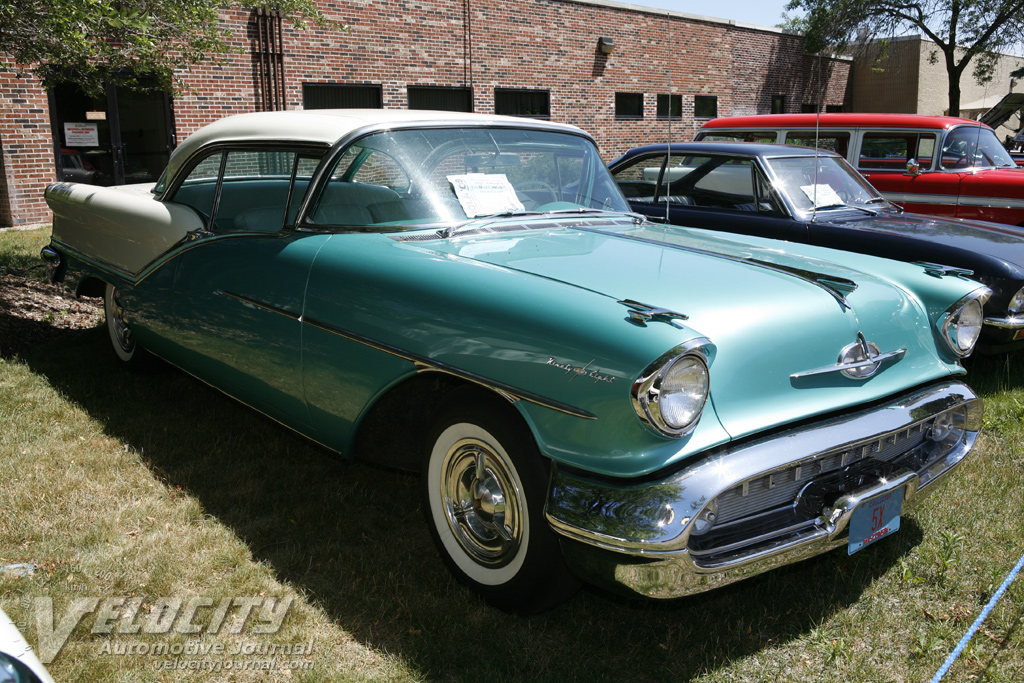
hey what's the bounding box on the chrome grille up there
[714,420,929,527]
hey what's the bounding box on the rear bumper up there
[545,380,981,599]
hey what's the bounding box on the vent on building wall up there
[253,8,286,111]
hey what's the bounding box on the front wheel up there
[422,390,578,613]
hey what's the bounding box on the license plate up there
[848,487,903,555]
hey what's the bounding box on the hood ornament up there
[915,261,974,279]
[791,332,906,381]
[619,299,689,326]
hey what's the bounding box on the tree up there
[784,0,1024,116]
[0,0,346,94]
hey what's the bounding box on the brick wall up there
[0,0,850,226]
[0,72,58,225]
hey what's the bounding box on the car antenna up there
[812,51,822,222]
[665,11,672,223]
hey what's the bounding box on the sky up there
[621,0,799,31]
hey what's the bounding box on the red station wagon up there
[697,113,1024,227]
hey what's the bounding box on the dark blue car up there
[609,141,1024,353]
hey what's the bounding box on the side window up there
[611,154,665,202]
[349,150,409,192]
[169,148,323,232]
[785,132,850,157]
[916,135,937,169]
[286,155,321,224]
[171,152,223,223]
[691,158,758,210]
[310,145,411,227]
[858,133,935,171]
[216,150,300,232]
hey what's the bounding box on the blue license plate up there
[848,487,903,555]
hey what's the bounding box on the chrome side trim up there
[956,194,1024,210]
[220,289,598,419]
[300,315,597,420]
[51,231,283,288]
[220,290,301,321]
[883,192,960,207]
[546,380,981,599]
[885,191,1024,211]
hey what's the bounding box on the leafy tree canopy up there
[783,0,1024,115]
[0,0,347,94]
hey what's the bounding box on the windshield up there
[940,126,1017,169]
[766,155,886,214]
[305,127,631,230]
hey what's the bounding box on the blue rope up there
[929,550,1024,683]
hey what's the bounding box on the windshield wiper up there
[439,210,543,238]
[811,203,878,218]
[542,207,647,222]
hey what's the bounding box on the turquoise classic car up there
[44,110,989,613]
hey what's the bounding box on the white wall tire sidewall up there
[104,284,135,363]
[426,422,530,587]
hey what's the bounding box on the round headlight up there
[659,356,710,428]
[633,343,710,437]
[1009,286,1024,316]
[941,296,984,356]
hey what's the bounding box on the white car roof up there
[164,109,588,188]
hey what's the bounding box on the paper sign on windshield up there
[800,183,844,208]
[448,173,525,217]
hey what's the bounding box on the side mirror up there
[905,158,921,176]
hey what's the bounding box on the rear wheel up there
[103,283,152,370]
[422,389,578,613]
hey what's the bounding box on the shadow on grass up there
[962,352,1024,395]
[19,326,923,682]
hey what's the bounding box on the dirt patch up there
[0,269,102,356]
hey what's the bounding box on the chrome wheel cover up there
[108,287,134,353]
[440,438,524,569]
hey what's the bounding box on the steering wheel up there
[517,181,558,204]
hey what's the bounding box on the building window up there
[408,86,473,112]
[303,84,382,109]
[826,105,844,113]
[657,94,682,119]
[494,89,550,118]
[771,95,786,114]
[801,103,817,113]
[615,92,644,119]
[694,95,717,119]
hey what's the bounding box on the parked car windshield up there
[305,127,631,230]
[940,126,1017,169]
[765,155,887,214]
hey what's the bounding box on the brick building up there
[0,0,851,227]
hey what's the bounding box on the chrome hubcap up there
[109,288,133,352]
[441,439,522,568]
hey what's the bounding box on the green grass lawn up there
[1,226,1022,682]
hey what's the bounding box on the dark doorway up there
[49,79,175,186]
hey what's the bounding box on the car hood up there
[428,217,968,442]
[825,208,1024,278]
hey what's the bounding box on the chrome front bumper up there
[545,380,982,599]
